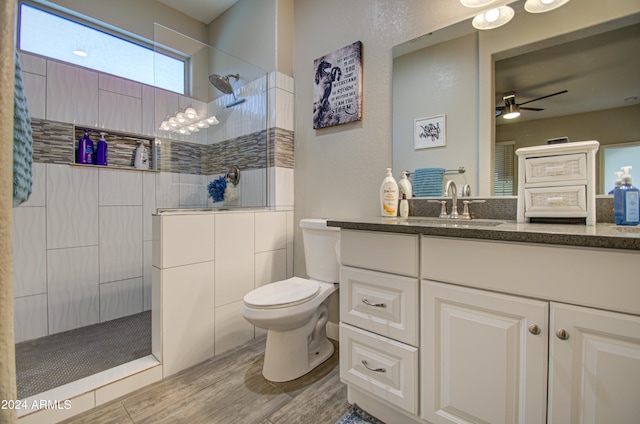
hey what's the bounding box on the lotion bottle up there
[608,171,623,195]
[614,166,639,226]
[134,142,149,170]
[399,193,409,218]
[96,132,108,166]
[380,167,399,216]
[398,171,412,199]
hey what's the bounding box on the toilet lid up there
[244,277,320,308]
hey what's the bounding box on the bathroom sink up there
[404,217,506,228]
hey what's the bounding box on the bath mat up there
[335,404,385,424]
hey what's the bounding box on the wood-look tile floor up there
[61,336,349,424]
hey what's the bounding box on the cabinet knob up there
[362,298,387,308]
[528,324,542,335]
[362,360,386,373]
[556,328,570,340]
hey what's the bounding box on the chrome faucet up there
[444,181,459,219]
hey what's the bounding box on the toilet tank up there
[300,218,340,283]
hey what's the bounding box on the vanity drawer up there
[340,266,419,346]
[525,153,587,186]
[524,185,587,216]
[340,230,419,277]
[340,323,418,415]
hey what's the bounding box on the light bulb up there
[176,112,186,123]
[484,8,500,23]
[197,121,209,128]
[168,117,178,127]
[206,116,220,125]
[185,107,198,120]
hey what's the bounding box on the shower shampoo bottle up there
[134,142,149,170]
[380,168,399,216]
[77,129,94,164]
[96,132,108,166]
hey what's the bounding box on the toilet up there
[241,218,340,382]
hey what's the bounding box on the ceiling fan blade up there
[520,107,544,111]
[518,90,568,106]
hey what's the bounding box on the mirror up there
[393,0,640,197]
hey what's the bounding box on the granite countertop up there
[327,217,640,251]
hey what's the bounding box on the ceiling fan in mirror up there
[496,89,568,119]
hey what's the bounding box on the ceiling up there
[495,20,640,125]
[156,0,239,24]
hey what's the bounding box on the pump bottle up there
[96,132,108,166]
[398,171,412,199]
[614,166,639,226]
[77,129,94,165]
[380,168,399,216]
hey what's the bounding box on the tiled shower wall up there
[13,53,295,342]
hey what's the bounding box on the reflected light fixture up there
[460,0,495,7]
[72,49,87,57]
[472,6,514,30]
[502,103,521,119]
[525,0,571,13]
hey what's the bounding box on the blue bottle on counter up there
[614,166,639,226]
[96,132,108,166]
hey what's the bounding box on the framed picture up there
[313,41,363,129]
[414,114,446,149]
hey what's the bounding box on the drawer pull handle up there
[362,298,387,308]
[362,360,386,373]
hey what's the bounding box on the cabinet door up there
[422,280,548,424]
[548,302,640,424]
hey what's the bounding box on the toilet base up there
[261,298,334,382]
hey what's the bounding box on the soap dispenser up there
[380,168,399,217]
[608,171,623,195]
[96,132,108,166]
[398,171,412,199]
[614,166,639,226]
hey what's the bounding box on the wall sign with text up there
[312,41,362,129]
[414,114,446,149]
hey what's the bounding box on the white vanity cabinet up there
[339,230,420,416]
[421,280,548,424]
[421,235,640,424]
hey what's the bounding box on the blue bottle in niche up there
[77,129,94,164]
[614,166,639,226]
[96,132,108,166]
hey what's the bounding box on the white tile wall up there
[98,206,143,284]
[255,211,287,252]
[214,213,255,307]
[98,90,142,134]
[46,61,99,127]
[254,249,287,288]
[14,294,48,343]
[99,74,142,98]
[47,246,100,334]
[142,172,156,241]
[46,164,99,249]
[21,162,46,207]
[143,241,153,311]
[270,167,294,208]
[20,53,47,75]
[155,214,215,269]
[12,206,47,298]
[161,261,215,377]
[155,172,180,209]
[100,278,143,322]
[99,169,142,206]
[239,168,266,207]
[22,72,46,120]
[179,173,208,207]
[214,300,254,355]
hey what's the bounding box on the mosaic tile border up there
[30,118,295,176]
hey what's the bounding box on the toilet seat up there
[244,277,320,309]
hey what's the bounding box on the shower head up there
[208,73,239,95]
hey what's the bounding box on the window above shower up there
[18,2,187,94]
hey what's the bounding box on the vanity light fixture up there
[525,0,570,14]
[472,6,514,30]
[159,106,219,134]
[460,0,495,7]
